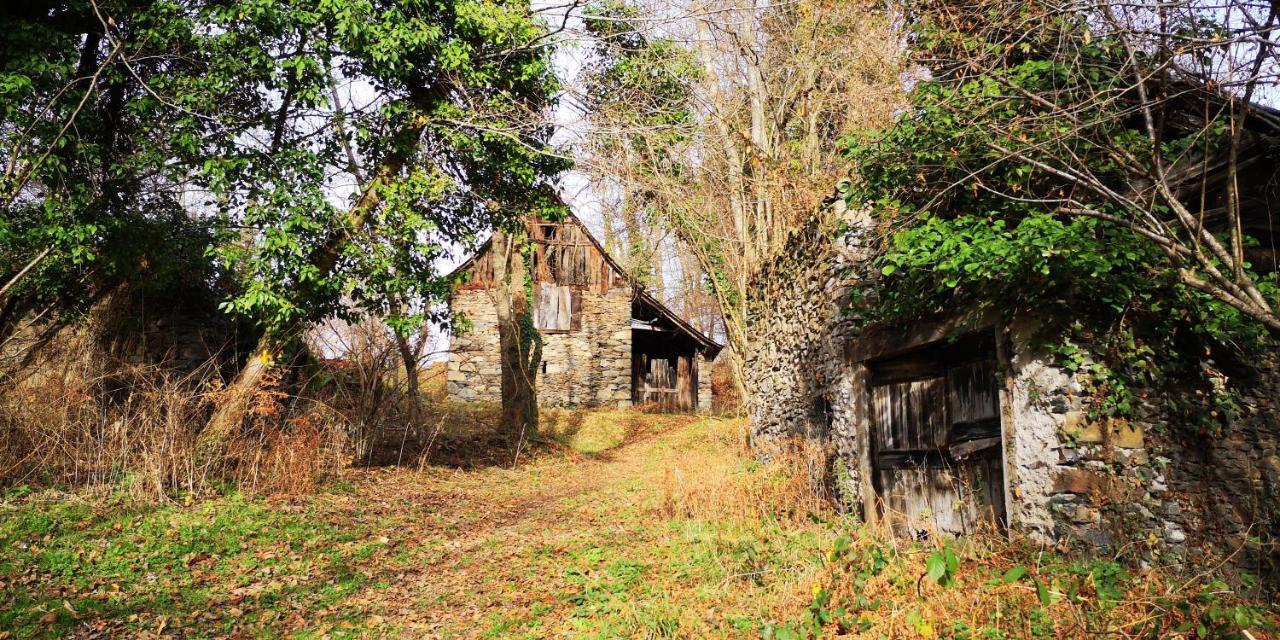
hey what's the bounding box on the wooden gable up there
[457,218,628,294]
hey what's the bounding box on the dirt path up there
[304,416,772,638]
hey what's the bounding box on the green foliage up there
[2,0,568,342]
[842,0,1277,422]
[925,544,960,587]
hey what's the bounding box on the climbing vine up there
[841,1,1278,424]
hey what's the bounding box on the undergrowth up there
[1,415,1274,639]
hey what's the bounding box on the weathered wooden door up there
[868,334,1006,538]
[638,356,677,409]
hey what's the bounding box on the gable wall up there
[447,287,633,409]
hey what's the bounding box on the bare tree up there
[575,0,904,403]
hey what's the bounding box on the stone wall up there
[1000,320,1279,575]
[744,208,863,447]
[698,353,713,413]
[744,207,1279,579]
[447,287,633,409]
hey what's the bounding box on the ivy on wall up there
[840,2,1278,423]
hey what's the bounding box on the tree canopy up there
[1,0,568,344]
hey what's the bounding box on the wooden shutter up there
[535,286,565,332]
[535,284,571,332]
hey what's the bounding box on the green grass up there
[2,414,1275,639]
[0,493,381,638]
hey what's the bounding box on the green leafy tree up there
[0,1,567,453]
[0,0,285,343]
[197,0,568,454]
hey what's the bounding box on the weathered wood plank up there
[947,359,998,425]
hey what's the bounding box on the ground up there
[1,411,1276,639]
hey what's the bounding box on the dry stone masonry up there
[746,206,1279,582]
[447,288,634,409]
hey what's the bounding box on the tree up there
[849,0,1279,337]
[843,0,1280,418]
[490,224,542,440]
[2,1,566,465]
[196,0,568,459]
[576,0,903,406]
[0,0,284,350]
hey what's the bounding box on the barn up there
[445,217,722,413]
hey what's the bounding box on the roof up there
[448,213,724,357]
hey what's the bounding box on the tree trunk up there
[395,331,422,427]
[490,225,541,440]
[197,114,430,465]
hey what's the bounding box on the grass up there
[1,412,1276,639]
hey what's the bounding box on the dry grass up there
[0,331,357,502]
[1,414,1274,638]
[662,432,834,524]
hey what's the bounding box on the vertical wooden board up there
[959,451,1006,528]
[872,378,947,451]
[947,359,998,425]
[534,283,551,329]
[881,464,969,537]
[872,384,894,450]
[555,285,571,330]
[879,465,964,538]
[570,288,582,331]
[676,355,692,411]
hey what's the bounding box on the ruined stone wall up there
[1002,320,1279,576]
[744,208,1278,576]
[744,211,861,445]
[446,288,633,409]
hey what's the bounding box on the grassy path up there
[6,413,1275,639]
[0,416,828,639]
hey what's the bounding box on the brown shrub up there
[0,334,353,502]
[710,355,742,414]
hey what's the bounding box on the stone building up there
[749,102,1280,578]
[447,217,721,412]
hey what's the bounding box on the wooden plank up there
[947,359,998,425]
[676,355,693,411]
[535,284,571,332]
[872,377,947,451]
[570,288,582,331]
[555,284,570,330]
[878,464,968,538]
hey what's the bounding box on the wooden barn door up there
[868,334,1006,538]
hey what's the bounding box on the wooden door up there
[640,357,677,410]
[869,335,1006,538]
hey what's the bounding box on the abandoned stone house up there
[751,95,1280,577]
[446,216,721,413]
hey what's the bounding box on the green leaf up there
[881,264,897,276]
[1002,566,1027,584]
[1035,578,1052,605]
[926,552,946,582]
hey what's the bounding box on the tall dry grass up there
[0,316,373,502]
[662,433,835,523]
